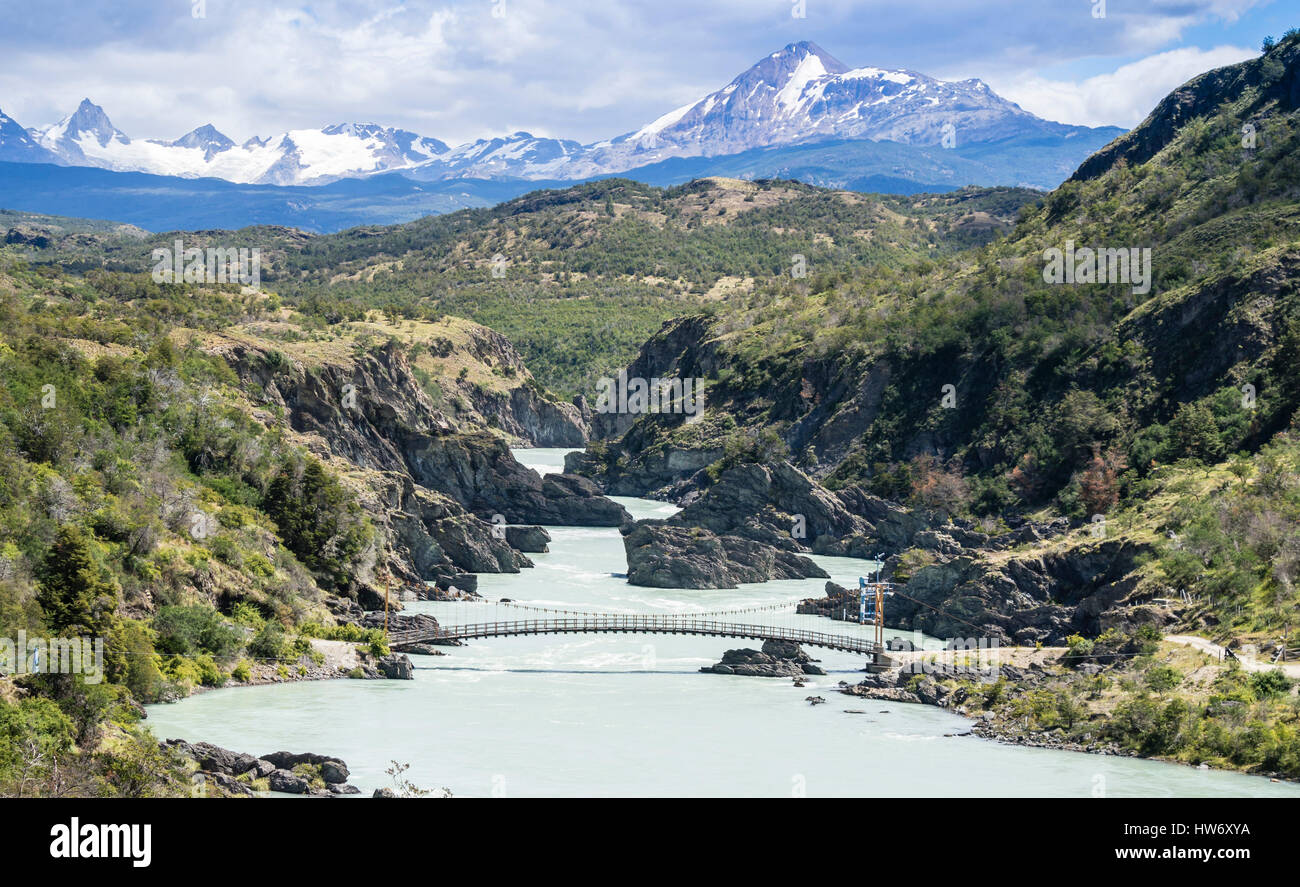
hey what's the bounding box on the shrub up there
[1145,665,1183,694]
[247,621,291,661]
[1250,670,1292,699]
[153,605,242,662]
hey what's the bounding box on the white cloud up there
[0,0,1275,145]
[991,45,1259,128]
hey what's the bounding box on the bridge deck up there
[389,616,879,655]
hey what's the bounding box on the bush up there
[1250,670,1292,699]
[1145,665,1183,694]
[247,621,291,661]
[262,458,369,587]
[153,605,242,662]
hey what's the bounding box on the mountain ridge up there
[2,41,1120,187]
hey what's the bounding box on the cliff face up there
[452,322,588,446]
[206,334,627,598]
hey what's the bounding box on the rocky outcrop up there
[888,538,1145,646]
[825,485,942,551]
[587,316,720,442]
[164,741,361,796]
[346,470,528,594]
[565,443,724,498]
[833,530,1144,646]
[209,338,626,600]
[396,430,629,527]
[469,383,587,447]
[450,323,588,445]
[700,640,827,677]
[504,525,550,552]
[614,460,919,589]
[675,462,864,542]
[622,520,827,588]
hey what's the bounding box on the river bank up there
[140,449,1300,798]
[837,641,1300,784]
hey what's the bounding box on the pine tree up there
[1169,402,1224,463]
[36,525,119,637]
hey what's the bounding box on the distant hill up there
[0,162,555,232]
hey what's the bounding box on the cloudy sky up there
[0,0,1287,145]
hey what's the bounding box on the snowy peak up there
[171,124,235,153]
[63,98,129,146]
[0,106,60,163]
[741,41,851,92]
[36,98,130,160]
[18,102,455,185]
[621,44,1037,161]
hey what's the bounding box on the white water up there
[145,448,1300,797]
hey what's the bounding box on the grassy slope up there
[4,177,1036,400]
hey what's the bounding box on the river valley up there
[143,449,1300,798]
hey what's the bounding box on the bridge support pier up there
[866,648,897,674]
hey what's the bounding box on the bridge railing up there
[388,615,877,654]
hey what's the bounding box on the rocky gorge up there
[206,332,628,613]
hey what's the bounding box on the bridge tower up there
[859,573,897,672]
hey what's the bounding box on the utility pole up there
[860,572,894,655]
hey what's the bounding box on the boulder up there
[700,640,826,677]
[164,740,259,777]
[261,751,349,778]
[320,760,351,785]
[504,525,551,552]
[623,521,827,589]
[376,653,415,680]
[268,769,311,794]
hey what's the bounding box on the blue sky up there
[0,0,1288,145]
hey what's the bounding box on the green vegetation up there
[0,260,376,795]
[9,179,1034,399]
[948,631,1300,777]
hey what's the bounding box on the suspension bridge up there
[386,586,901,659]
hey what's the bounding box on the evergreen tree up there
[35,526,119,638]
[263,458,367,586]
[1169,402,1224,463]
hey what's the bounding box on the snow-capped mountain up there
[626,42,1050,152]
[0,106,58,163]
[24,99,451,185]
[411,131,588,180]
[565,41,1086,179]
[2,43,1117,188]
[414,41,1105,181]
